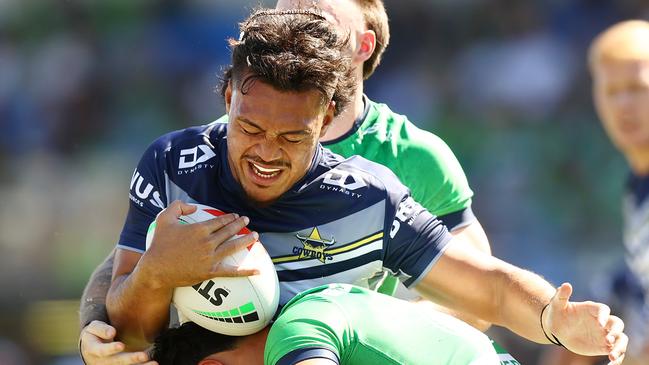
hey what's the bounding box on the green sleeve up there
[396,125,473,217]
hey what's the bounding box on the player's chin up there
[243,183,285,206]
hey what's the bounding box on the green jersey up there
[264,284,516,365]
[323,97,473,221]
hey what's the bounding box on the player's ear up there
[354,29,376,63]
[319,100,336,137]
[224,81,233,114]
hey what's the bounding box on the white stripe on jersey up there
[278,260,383,305]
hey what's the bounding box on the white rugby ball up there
[145,204,279,336]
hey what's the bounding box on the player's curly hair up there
[219,8,355,116]
[150,322,239,365]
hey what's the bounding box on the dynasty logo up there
[294,227,335,263]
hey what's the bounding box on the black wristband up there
[540,302,565,347]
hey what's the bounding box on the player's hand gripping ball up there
[145,204,279,335]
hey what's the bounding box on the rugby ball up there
[145,204,279,336]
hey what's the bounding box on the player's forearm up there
[491,260,556,343]
[106,264,173,350]
[446,255,556,343]
[416,242,555,343]
[79,250,115,329]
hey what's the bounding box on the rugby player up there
[80,1,493,363]
[151,284,518,365]
[543,20,649,365]
[97,8,625,363]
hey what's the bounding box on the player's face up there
[225,79,333,204]
[593,60,649,153]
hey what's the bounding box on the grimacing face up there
[225,79,334,204]
[593,60,649,153]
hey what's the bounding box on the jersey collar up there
[627,171,649,207]
[321,94,371,146]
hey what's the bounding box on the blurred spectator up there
[541,19,649,365]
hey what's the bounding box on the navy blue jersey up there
[588,172,649,356]
[118,122,452,305]
[624,173,649,293]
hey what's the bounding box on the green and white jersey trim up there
[492,340,521,365]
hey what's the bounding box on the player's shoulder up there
[319,148,408,197]
[146,120,226,155]
[131,119,228,183]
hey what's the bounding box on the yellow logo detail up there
[295,227,335,263]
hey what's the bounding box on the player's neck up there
[321,79,364,142]
[626,149,649,176]
[207,328,269,365]
[239,327,269,365]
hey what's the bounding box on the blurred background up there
[0,0,647,364]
